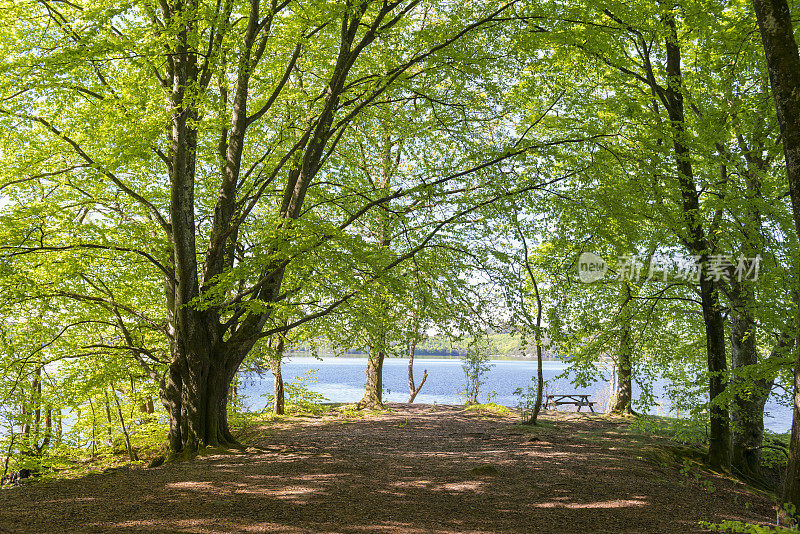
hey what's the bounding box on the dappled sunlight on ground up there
[432,480,486,493]
[535,498,649,509]
[165,480,219,491]
[0,405,779,533]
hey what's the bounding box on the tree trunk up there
[32,368,41,449]
[104,390,114,447]
[20,393,29,436]
[140,397,155,415]
[272,363,285,415]
[730,282,763,478]
[661,16,731,469]
[160,353,242,455]
[729,158,769,479]
[55,409,62,445]
[735,333,794,479]
[38,406,52,453]
[111,383,138,462]
[358,346,385,409]
[88,399,97,456]
[752,0,800,522]
[271,334,285,415]
[156,0,245,455]
[407,338,427,403]
[525,269,545,425]
[1,431,15,485]
[727,131,774,480]
[612,284,634,414]
[700,278,732,470]
[526,338,545,424]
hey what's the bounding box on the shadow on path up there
[0,404,777,533]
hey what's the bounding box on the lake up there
[239,356,793,433]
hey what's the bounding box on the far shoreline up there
[281,350,566,362]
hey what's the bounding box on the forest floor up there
[0,404,782,533]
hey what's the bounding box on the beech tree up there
[527,0,799,472]
[0,0,549,454]
[751,0,800,517]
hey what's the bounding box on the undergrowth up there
[462,402,512,415]
[700,519,800,533]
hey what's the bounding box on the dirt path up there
[0,404,778,533]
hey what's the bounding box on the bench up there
[546,394,595,412]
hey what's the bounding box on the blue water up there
[239,357,792,433]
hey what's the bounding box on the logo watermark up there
[578,252,608,283]
[577,253,761,283]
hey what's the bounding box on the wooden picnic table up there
[546,394,595,412]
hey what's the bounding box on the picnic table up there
[546,394,595,412]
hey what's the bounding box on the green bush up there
[284,370,328,414]
[699,519,799,533]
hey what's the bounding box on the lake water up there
[239,356,793,433]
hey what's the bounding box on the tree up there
[502,203,546,424]
[405,276,431,404]
[535,0,794,470]
[0,0,539,454]
[265,333,287,416]
[461,336,493,405]
[611,282,635,414]
[353,126,402,410]
[751,0,800,519]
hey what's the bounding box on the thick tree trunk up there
[700,278,732,469]
[728,149,771,479]
[752,0,800,521]
[733,333,794,480]
[729,155,772,479]
[160,349,243,455]
[730,283,764,478]
[612,284,634,414]
[358,346,385,409]
[407,338,427,403]
[163,375,235,454]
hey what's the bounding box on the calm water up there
[239,357,793,433]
